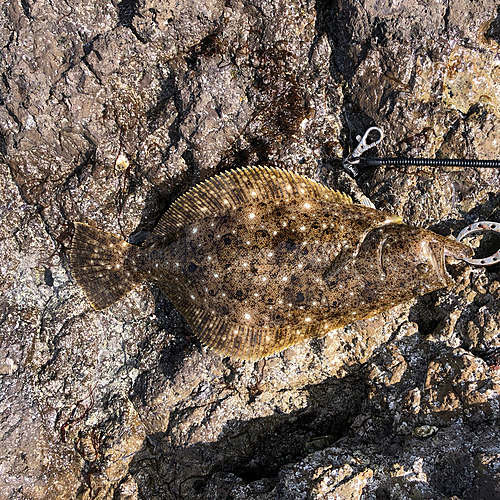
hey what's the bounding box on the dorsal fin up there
[153,166,352,236]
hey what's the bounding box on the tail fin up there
[70,222,140,310]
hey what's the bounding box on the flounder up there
[70,166,472,360]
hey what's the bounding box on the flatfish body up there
[70,166,472,360]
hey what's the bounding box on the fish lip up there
[443,242,474,261]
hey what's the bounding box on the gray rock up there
[1,0,500,499]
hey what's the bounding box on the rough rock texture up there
[1,0,500,499]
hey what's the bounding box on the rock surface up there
[1,0,500,499]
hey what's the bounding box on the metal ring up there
[456,221,500,266]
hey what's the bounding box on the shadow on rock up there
[127,373,367,499]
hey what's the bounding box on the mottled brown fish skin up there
[70,166,473,360]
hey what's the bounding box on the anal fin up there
[169,295,324,360]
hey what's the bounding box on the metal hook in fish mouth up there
[456,221,500,266]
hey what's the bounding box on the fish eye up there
[417,263,430,274]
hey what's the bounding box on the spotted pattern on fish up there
[70,166,472,360]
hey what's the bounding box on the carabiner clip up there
[351,127,384,159]
[456,221,500,266]
[343,127,384,177]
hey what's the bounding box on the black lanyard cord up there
[342,127,500,177]
[361,157,500,168]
